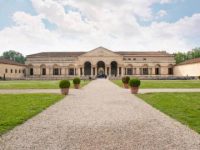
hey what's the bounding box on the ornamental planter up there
[61,88,69,95]
[74,84,80,89]
[131,86,139,94]
[122,76,130,89]
[73,77,81,89]
[59,80,70,95]
[123,83,129,89]
[129,78,141,94]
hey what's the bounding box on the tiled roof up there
[116,51,173,56]
[0,58,26,66]
[27,52,86,58]
[27,51,173,58]
[176,57,200,66]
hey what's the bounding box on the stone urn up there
[74,84,80,89]
[131,87,139,94]
[123,83,129,89]
[61,88,69,95]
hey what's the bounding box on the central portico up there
[77,47,123,77]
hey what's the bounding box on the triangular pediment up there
[80,47,122,57]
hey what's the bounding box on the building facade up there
[0,58,26,79]
[25,47,175,79]
[174,58,200,76]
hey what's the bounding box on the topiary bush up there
[122,76,130,84]
[59,80,70,88]
[129,78,141,87]
[73,77,81,84]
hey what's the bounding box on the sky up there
[0,0,200,56]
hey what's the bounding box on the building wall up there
[25,55,175,77]
[174,63,200,76]
[0,63,26,79]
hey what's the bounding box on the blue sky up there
[0,0,200,55]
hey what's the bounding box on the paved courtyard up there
[0,79,200,150]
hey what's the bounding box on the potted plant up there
[122,76,130,89]
[73,77,81,89]
[59,80,70,95]
[129,78,141,94]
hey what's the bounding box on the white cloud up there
[0,0,199,55]
[157,10,167,17]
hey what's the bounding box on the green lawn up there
[112,80,200,88]
[137,93,200,134]
[0,93,64,135]
[0,80,90,89]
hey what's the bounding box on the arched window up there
[155,64,161,75]
[84,61,92,75]
[40,64,46,75]
[168,64,173,75]
[111,61,117,76]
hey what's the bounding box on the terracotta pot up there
[61,88,69,95]
[123,83,129,89]
[74,84,80,89]
[131,86,139,94]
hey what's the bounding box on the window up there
[127,68,133,75]
[11,69,13,73]
[15,69,17,73]
[69,68,74,75]
[19,69,21,73]
[80,68,83,76]
[155,68,160,75]
[5,69,8,73]
[53,68,59,75]
[30,68,33,75]
[143,58,146,61]
[168,68,173,75]
[119,67,121,75]
[42,68,46,75]
[128,58,131,61]
[143,68,148,75]
[123,58,126,60]
[133,58,136,61]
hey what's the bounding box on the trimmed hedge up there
[59,80,70,88]
[129,78,141,87]
[122,76,130,84]
[73,77,81,84]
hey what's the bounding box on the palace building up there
[25,47,175,79]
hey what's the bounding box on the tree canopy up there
[174,47,200,64]
[1,50,26,64]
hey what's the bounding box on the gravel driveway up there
[0,79,199,150]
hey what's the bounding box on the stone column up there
[82,67,85,76]
[121,67,124,76]
[96,67,98,76]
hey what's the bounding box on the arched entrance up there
[97,61,105,77]
[84,61,91,75]
[111,61,117,76]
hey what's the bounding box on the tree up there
[2,50,26,64]
[174,47,200,64]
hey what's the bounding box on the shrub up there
[122,76,130,84]
[129,78,141,87]
[198,76,200,80]
[59,80,70,88]
[73,77,81,84]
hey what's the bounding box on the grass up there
[112,80,200,88]
[0,80,90,89]
[0,93,64,135]
[137,93,200,134]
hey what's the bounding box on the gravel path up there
[0,79,200,150]
[1,88,200,94]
